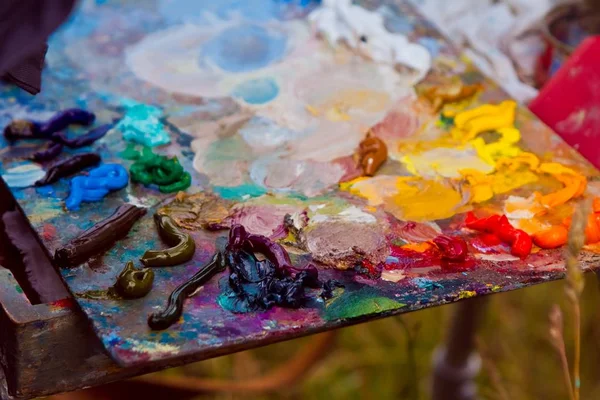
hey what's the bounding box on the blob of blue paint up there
[102,331,122,347]
[231,78,279,104]
[200,25,287,73]
[65,164,129,211]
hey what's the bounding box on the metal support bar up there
[431,298,489,400]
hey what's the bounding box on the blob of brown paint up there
[157,191,233,231]
[354,131,388,176]
[419,80,482,112]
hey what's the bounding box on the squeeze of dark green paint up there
[126,146,191,193]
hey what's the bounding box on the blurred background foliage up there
[138,273,600,400]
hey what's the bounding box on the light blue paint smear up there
[231,78,279,104]
[277,0,322,6]
[159,0,321,24]
[1,163,45,188]
[418,37,442,58]
[380,5,414,35]
[213,183,267,200]
[200,25,287,73]
[160,0,279,23]
[116,100,171,147]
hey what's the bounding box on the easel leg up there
[431,298,488,400]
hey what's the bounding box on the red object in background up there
[534,39,554,86]
[529,36,600,169]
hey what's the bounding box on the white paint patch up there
[249,156,345,197]
[309,204,327,212]
[126,193,154,208]
[311,205,377,224]
[424,221,443,234]
[1,163,45,188]
[127,339,180,355]
[381,269,407,283]
[503,195,538,219]
[475,253,520,262]
[309,0,431,82]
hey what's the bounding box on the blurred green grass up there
[158,273,600,399]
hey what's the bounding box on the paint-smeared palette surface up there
[1,0,600,367]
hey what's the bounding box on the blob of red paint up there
[50,297,74,309]
[42,223,57,241]
[387,236,475,272]
[465,212,532,258]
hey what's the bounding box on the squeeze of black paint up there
[30,141,63,162]
[148,252,227,330]
[220,249,321,313]
[51,123,112,148]
[34,153,101,186]
[0,178,68,304]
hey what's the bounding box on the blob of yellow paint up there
[401,147,494,179]
[452,100,517,142]
[343,176,464,221]
[532,162,587,210]
[340,176,394,206]
[458,290,477,299]
[499,160,587,221]
[460,153,540,204]
[469,126,522,165]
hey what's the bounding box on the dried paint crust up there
[0,0,599,368]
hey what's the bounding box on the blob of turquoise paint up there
[1,163,46,188]
[231,78,279,104]
[412,277,444,290]
[116,102,170,147]
[213,183,267,200]
[200,25,287,73]
[65,164,129,211]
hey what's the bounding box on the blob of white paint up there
[311,205,377,224]
[1,163,45,188]
[309,0,431,81]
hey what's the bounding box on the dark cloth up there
[0,0,76,94]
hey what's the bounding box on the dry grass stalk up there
[550,198,592,400]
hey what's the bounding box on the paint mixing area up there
[1,0,600,399]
